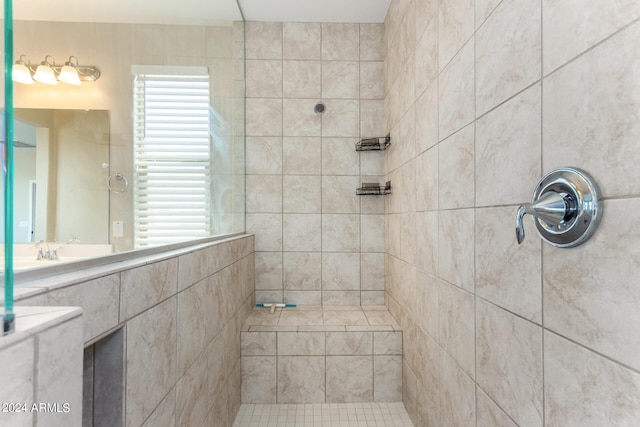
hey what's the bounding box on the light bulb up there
[12,62,34,84]
[58,64,81,85]
[33,63,58,85]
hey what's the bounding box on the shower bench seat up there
[240,305,403,404]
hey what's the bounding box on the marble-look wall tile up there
[322,215,360,252]
[326,332,373,355]
[438,124,474,209]
[35,316,84,427]
[475,0,541,115]
[245,22,282,59]
[322,176,360,214]
[283,252,322,290]
[126,298,177,427]
[326,356,373,402]
[241,332,276,356]
[322,253,361,291]
[46,274,120,343]
[477,388,518,427]
[543,22,640,197]
[361,253,385,291]
[177,280,208,376]
[476,300,543,427]
[246,214,282,252]
[476,206,542,323]
[255,252,283,290]
[283,60,321,98]
[278,356,325,403]
[246,98,283,137]
[283,98,322,136]
[245,60,282,98]
[544,331,640,427]
[120,259,178,321]
[321,99,360,137]
[278,332,325,355]
[542,0,640,74]
[283,136,322,175]
[283,23,321,60]
[414,17,438,97]
[176,351,209,427]
[360,24,385,61]
[439,349,476,427]
[246,174,282,213]
[438,209,474,291]
[241,356,277,403]
[282,175,322,213]
[374,331,402,355]
[415,146,438,212]
[438,281,475,377]
[415,272,439,339]
[438,0,475,70]
[321,138,360,175]
[476,0,502,27]
[360,100,386,136]
[360,62,385,99]
[282,214,321,251]
[361,215,385,252]
[374,355,403,401]
[140,390,175,427]
[322,23,359,60]
[2,339,35,427]
[322,61,359,99]
[415,82,439,154]
[438,41,474,139]
[246,137,283,175]
[544,199,640,371]
[475,84,541,206]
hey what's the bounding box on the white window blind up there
[133,68,211,248]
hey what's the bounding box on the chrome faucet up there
[34,241,60,261]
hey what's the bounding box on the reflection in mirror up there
[6,4,246,275]
[13,109,110,245]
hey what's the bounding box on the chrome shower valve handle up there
[515,191,576,244]
[515,168,601,248]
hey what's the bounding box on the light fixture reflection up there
[12,56,34,84]
[58,56,81,85]
[11,54,101,85]
[32,56,58,85]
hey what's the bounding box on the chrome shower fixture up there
[12,55,101,85]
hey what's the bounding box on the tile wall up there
[383,0,640,425]
[0,307,83,427]
[14,235,255,427]
[244,22,387,306]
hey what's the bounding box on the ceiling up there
[10,0,391,25]
[238,0,392,23]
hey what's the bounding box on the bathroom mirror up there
[5,0,246,275]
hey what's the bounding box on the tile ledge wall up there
[2,233,255,427]
[0,306,84,426]
[4,233,254,305]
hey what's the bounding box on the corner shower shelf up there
[356,181,392,196]
[355,135,391,151]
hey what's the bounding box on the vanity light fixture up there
[12,55,101,85]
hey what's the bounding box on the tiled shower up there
[245,0,640,426]
[1,0,639,426]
